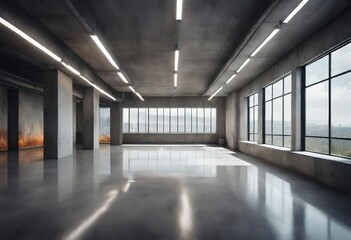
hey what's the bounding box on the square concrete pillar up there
[110,101,123,145]
[7,89,19,151]
[44,70,73,159]
[83,87,99,149]
[291,67,303,151]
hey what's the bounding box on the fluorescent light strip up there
[283,0,309,23]
[135,92,144,101]
[117,72,128,83]
[129,86,136,93]
[91,35,119,69]
[0,17,61,62]
[175,50,179,71]
[78,75,116,101]
[226,74,237,84]
[176,0,183,20]
[208,86,223,101]
[250,29,280,57]
[174,73,178,88]
[237,58,251,73]
[61,62,80,75]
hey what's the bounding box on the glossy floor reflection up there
[0,145,351,240]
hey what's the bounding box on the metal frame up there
[247,92,258,142]
[304,41,351,158]
[263,75,292,148]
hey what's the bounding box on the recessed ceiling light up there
[117,72,128,83]
[208,86,223,101]
[283,0,309,24]
[176,0,183,20]
[129,86,136,93]
[0,17,61,62]
[174,73,178,88]
[91,35,119,69]
[226,74,237,84]
[136,92,144,101]
[79,75,116,101]
[61,61,80,75]
[250,29,280,57]
[237,58,251,73]
[175,50,179,72]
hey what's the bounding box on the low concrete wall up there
[124,134,218,144]
[239,141,351,195]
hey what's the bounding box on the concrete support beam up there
[44,70,73,159]
[225,92,237,150]
[291,67,303,151]
[7,89,18,151]
[83,87,99,149]
[110,102,123,145]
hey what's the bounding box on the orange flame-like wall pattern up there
[0,87,7,151]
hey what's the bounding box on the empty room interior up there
[1,0,351,239]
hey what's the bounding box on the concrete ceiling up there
[2,0,351,97]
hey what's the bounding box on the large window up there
[305,42,351,158]
[123,108,217,134]
[248,93,258,142]
[99,108,110,143]
[264,75,292,147]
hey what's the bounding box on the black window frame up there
[247,92,259,142]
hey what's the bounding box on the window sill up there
[293,151,351,165]
[123,133,217,135]
[239,141,290,151]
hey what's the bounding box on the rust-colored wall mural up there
[18,92,43,148]
[0,87,7,151]
[99,108,110,144]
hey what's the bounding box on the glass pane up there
[284,75,292,94]
[273,136,283,147]
[197,108,204,133]
[272,98,283,135]
[249,134,254,142]
[249,95,254,107]
[331,73,351,138]
[284,136,291,148]
[331,139,351,158]
[265,101,272,134]
[178,108,185,133]
[254,93,258,106]
[164,108,170,133]
[306,55,329,86]
[129,108,138,133]
[254,134,259,143]
[185,108,192,133]
[265,135,272,145]
[204,108,211,133]
[211,108,216,133]
[331,42,351,76]
[149,108,157,133]
[305,137,329,154]
[158,108,164,133]
[192,108,197,133]
[254,106,258,134]
[265,85,272,101]
[99,108,110,143]
[123,108,129,133]
[306,82,329,137]
[273,80,283,98]
[139,108,146,133]
[249,108,254,135]
[171,108,177,133]
[284,94,291,135]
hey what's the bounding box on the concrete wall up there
[228,9,351,194]
[122,97,226,144]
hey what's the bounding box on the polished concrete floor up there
[0,144,351,240]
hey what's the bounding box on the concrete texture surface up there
[83,87,99,149]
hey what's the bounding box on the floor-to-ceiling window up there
[264,75,292,147]
[99,107,110,143]
[122,108,217,134]
[248,93,259,142]
[305,42,351,158]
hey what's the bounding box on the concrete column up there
[44,70,73,159]
[7,89,19,151]
[291,67,303,151]
[225,92,237,150]
[110,102,123,145]
[83,87,99,149]
[72,96,76,146]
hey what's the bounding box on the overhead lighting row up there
[174,0,183,88]
[208,0,310,101]
[0,17,117,101]
[90,35,144,101]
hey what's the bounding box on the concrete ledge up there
[238,141,351,195]
[124,134,219,144]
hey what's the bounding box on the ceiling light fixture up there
[226,74,237,84]
[175,49,179,71]
[0,17,62,62]
[129,86,136,93]
[90,35,119,69]
[237,58,251,73]
[117,72,128,83]
[79,75,116,101]
[208,86,223,101]
[250,29,280,57]
[283,0,309,23]
[135,92,144,101]
[174,73,178,88]
[176,0,183,21]
[61,61,80,75]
